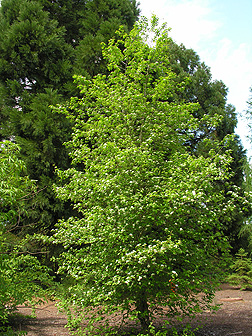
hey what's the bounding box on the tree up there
[246,87,252,139]
[164,40,249,253]
[0,141,36,230]
[238,89,252,253]
[0,0,139,234]
[0,0,74,232]
[50,18,250,332]
[73,0,140,77]
[227,248,252,290]
[35,0,139,47]
[0,141,53,330]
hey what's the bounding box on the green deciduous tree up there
[50,18,250,332]
[0,141,53,329]
[0,141,39,232]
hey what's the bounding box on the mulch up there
[12,284,252,336]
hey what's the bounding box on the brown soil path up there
[14,285,252,336]
[190,284,252,336]
[14,301,69,336]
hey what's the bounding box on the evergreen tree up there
[0,0,139,233]
[35,0,139,46]
[227,248,252,290]
[74,0,139,77]
[239,93,252,252]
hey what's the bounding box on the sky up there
[139,0,252,157]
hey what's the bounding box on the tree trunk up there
[136,295,150,330]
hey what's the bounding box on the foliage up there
[49,17,250,332]
[35,0,139,47]
[164,40,249,252]
[134,323,197,336]
[0,241,54,328]
[0,326,27,336]
[227,248,252,290]
[0,0,139,234]
[73,0,140,77]
[237,159,252,252]
[0,141,36,229]
[0,0,74,233]
[239,90,252,252]
[0,141,54,330]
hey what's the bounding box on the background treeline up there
[0,0,139,235]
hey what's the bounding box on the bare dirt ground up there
[12,284,252,336]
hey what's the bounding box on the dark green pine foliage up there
[34,0,87,45]
[0,0,139,233]
[216,103,248,251]
[37,0,139,44]
[0,0,73,232]
[0,0,74,95]
[74,0,140,77]
[227,248,252,290]
[15,90,74,232]
[166,42,234,148]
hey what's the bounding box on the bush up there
[227,248,252,290]
[0,234,55,327]
[0,326,27,336]
[0,141,54,327]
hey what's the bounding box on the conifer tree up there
[227,248,252,290]
[0,0,139,233]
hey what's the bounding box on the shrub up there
[227,248,252,290]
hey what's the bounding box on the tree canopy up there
[49,18,251,332]
[0,0,140,233]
